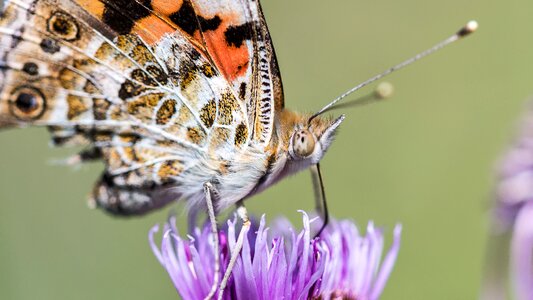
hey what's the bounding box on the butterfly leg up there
[203,182,220,300]
[218,201,250,300]
[310,163,329,237]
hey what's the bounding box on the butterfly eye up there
[292,129,316,158]
[9,86,46,120]
[48,11,79,41]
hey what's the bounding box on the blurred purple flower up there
[149,213,401,300]
[495,106,533,230]
[486,103,533,300]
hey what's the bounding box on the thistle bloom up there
[149,213,401,300]
[496,107,533,229]
[492,104,533,300]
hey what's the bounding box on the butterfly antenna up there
[316,81,394,114]
[308,20,478,123]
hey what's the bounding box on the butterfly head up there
[284,112,345,164]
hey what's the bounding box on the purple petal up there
[148,224,163,265]
[299,241,326,299]
[370,224,402,300]
[189,244,212,293]
[363,222,384,295]
[511,201,533,300]
[252,216,268,299]
[161,232,194,299]
[295,211,312,295]
[268,237,288,298]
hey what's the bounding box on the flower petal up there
[370,224,402,300]
[511,201,533,300]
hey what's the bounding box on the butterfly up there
[0,0,345,296]
[0,0,341,213]
[0,0,477,298]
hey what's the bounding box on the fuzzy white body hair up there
[160,143,270,214]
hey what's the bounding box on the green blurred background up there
[1,0,531,299]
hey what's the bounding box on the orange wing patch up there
[151,0,184,16]
[74,0,105,18]
[152,0,251,82]
[202,20,250,81]
[132,15,175,45]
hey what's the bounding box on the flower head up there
[149,213,401,300]
[487,102,533,300]
[495,107,533,230]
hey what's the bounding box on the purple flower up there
[485,103,533,300]
[495,106,533,230]
[149,213,401,300]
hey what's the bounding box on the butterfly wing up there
[0,0,281,214]
[75,0,285,144]
[146,0,285,144]
[196,0,285,144]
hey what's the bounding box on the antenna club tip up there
[457,20,478,37]
[466,20,479,32]
[375,82,394,99]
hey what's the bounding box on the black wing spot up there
[102,0,152,34]
[22,62,39,76]
[118,80,144,100]
[201,15,222,31]
[9,86,47,120]
[225,22,253,47]
[15,92,38,112]
[239,82,247,101]
[40,38,60,54]
[169,0,221,36]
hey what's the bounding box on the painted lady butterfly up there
[0,0,477,297]
[0,0,309,215]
